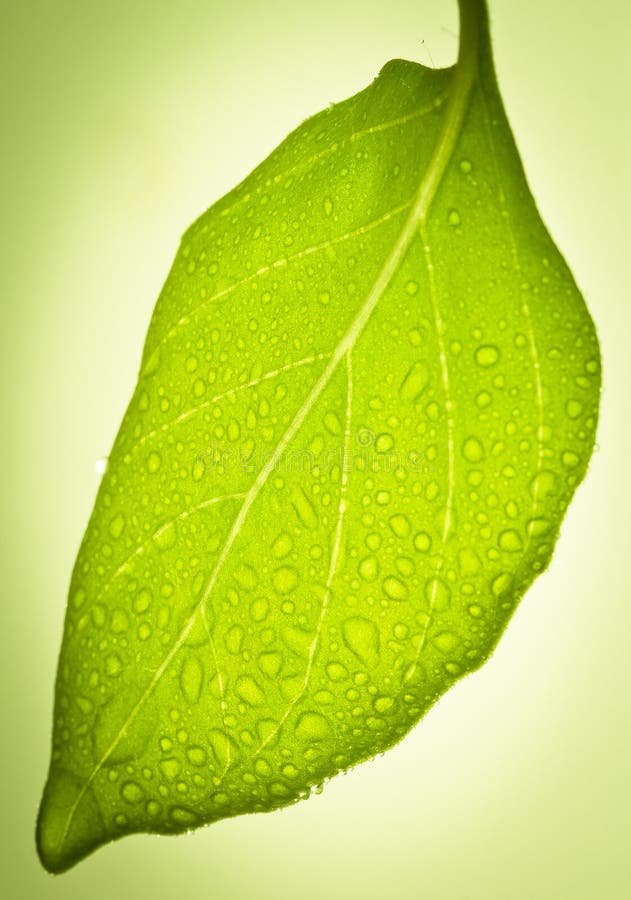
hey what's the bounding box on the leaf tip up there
[36,768,108,874]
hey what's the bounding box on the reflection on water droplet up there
[95,457,109,475]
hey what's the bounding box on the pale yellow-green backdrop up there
[2,1,629,896]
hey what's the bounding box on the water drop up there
[272,532,293,559]
[121,781,144,804]
[358,555,379,582]
[342,616,380,664]
[235,675,265,706]
[389,514,411,538]
[250,597,269,623]
[475,345,500,367]
[562,450,580,468]
[565,399,583,419]
[294,711,332,742]
[133,589,152,614]
[291,487,318,529]
[433,631,458,653]
[383,576,408,601]
[272,566,298,595]
[326,661,348,681]
[186,746,207,766]
[424,577,451,611]
[448,209,461,226]
[179,657,203,705]
[399,361,429,402]
[462,436,484,463]
[413,531,432,552]
[498,529,523,552]
[225,625,244,654]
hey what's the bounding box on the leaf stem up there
[416,0,484,222]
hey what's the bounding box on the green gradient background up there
[2,1,629,896]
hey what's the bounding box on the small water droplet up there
[448,209,461,226]
[458,547,480,576]
[413,531,432,552]
[121,781,144,804]
[326,661,348,681]
[272,566,298,595]
[179,657,204,704]
[291,487,318,529]
[272,532,293,559]
[491,572,512,597]
[111,609,129,634]
[389,514,411,538]
[433,631,458,653]
[186,746,207,766]
[209,729,235,769]
[561,450,580,468]
[375,433,394,452]
[258,651,282,678]
[342,616,380,664]
[462,436,484,463]
[424,577,451,611]
[565,399,583,419]
[475,345,500,367]
[530,470,556,499]
[358,555,379,582]
[235,675,265,706]
[133,588,152,614]
[294,711,332,742]
[225,625,244,654]
[323,411,342,435]
[160,758,181,782]
[383,576,408,601]
[498,529,523,552]
[399,361,429,402]
[250,597,269,623]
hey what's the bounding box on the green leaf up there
[37,0,600,873]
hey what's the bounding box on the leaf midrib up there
[56,0,482,854]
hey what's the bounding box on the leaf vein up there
[130,353,329,457]
[407,230,456,681]
[144,201,413,371]
[254,352,354,756]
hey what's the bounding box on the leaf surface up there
[37,0,600,872]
